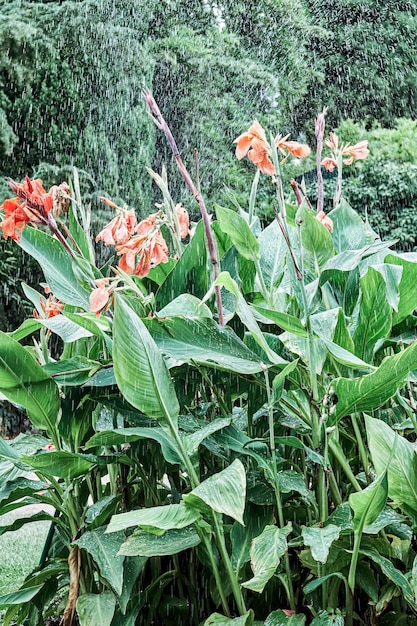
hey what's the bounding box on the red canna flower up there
[0,197,31,241]
[33,293,64,319]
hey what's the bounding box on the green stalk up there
[328,437,362,492]
[212,513,247,615]
[351,413,369,481]
[248,168,260,225]
[264,368,296,611]
[253,256,271,305]
[347,529,363,594]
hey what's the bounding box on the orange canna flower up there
[321,157,338,172]
[90,287,111,316]
[234,121,275,176]
[325,131,339,152]
[316,210,334,232]
[96,206,137,246]
[234,120,267,160]
[116,215,169,277]
[276,135,311,159]
[342,140,369,165]
[175,204,190,239]
[0,197,31,241]
[33,293,64,319]
[49,182,71,217]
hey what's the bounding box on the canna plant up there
[0,92,417,626]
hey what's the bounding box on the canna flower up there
[33,293,64,319]
[342,140,369,165]
[321,157,338,172]
[116,213,169,277]
[49,182,71,217]
[234,121,275,176]
[89,278,111,316]
[96,201,137,246]
[325,131,339,152]
[276,134,311,159]
[0,176,55,240]
[175,204,190,239]
[316,210,334,232]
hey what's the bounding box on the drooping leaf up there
[0,585,43,608]
[113,295,179,425]
[231,507,273,575]
[349,471,388,532]
[216,205,260,261]
[301,525,340,564]
[0,330,60,432]
[39,316,93,343]
[21,451,95,479]
[43,356,101,386]
[359,547,414,606]
[184,459,246,525]
[241,524,291,593]
[157,294,213,318]
[118,525,200,557]
[76,592,116,626]
[106,504,200,535]
[74,528,124,596]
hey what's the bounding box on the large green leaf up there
[231,507,273,575]
[0,331,60,432]
[259,219,287,290]
[106,504,200,535]
[353,267,391,362]
[113,295,179,425]
[265,610,306,626]
[44,356,101,386]
[75,528,125,596]
[216,205,259,261]
[145,316,264,374]
[251,306,307,337]
[349,470,388,532]
[85,427,183,466]
[359,547,414,607]
[296,203,335,270]
[184,459,246,525]
[365,416,417,518]
[118,525,201,557]
[386,253,417,325]
[332,341,417,422]
[22,450,95,479]
[0,585,43,608]
[76,592,116,626]
[301,525,340,564]
[329,199,375,252]
[157,294,212,318]
[203,611,254,626]
[39,316,93,343]
[20,227,91,309]
[241,524,291,593]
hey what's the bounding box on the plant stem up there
[315,108,327,214]
[328,437,362,492]
[248,169,260,225]
[264,368,296,611]
[348,529,362,594]
[351,413,369,481]
[212,513,247,615]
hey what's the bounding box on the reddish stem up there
[143,89,224,325]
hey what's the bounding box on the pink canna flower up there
[342,140,369,164]
[234,121,275,176]
[321,157,338,172]
[325,131,339,152]
[276,135,311,158]
[96,203,137,246]
[175,204,190,239]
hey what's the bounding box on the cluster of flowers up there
[0,177,70,241]
[321,132,369,172]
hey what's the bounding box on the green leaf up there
[332,308,355,353]
[259,219,287,290]
[231,508,273,575]
[372,263,402,313]
[20,227,90,309]
[39,316,93,343]
[76,592,116,626]
[0,585,43,608]
[113,295,179,425]
[85,427,182,466]
[301,525,340,564]
[184,459,246,525]
[332,342,417,422]
[204,610,254,626]
[146,316,264,374]
[349,471,388,532]
[265,610,306,626]
[22,450,95,479]
[252,306,307,337]
[74,528,124,596]
[241,524,291,593]
[106,504,200,535]
[329,198,375,252]
[353,267,392,362]
[216,205,259,261]
[118,525,200,557]
[44,356,101,386]
[7,318,42,342]
[0,330,60,432]
[296,203,335,269]
[365,416,417,517]
[304,573,347,595]
[184,417,232,456]
[386,253,417,325]
[359,547,414,607]
[157,294,212,318]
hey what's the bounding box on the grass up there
[0,505,51,595]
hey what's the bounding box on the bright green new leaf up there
[113,295,179,425]
[329,199,375,252]
[386,253,417,325]
[301,525,340,564]
[75,528,125,597]
[203,610,254,626]
[76,592,116,626]
[216,205,260,261]
[296,203,335,269]
[106,504,200,534]
[259,219,287,290]
[22,451,95,479]
[242,524,291,593]
[365,416,417,518]
[157,294,212,318]
[184,459,246,525]
[0,330,60,432]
